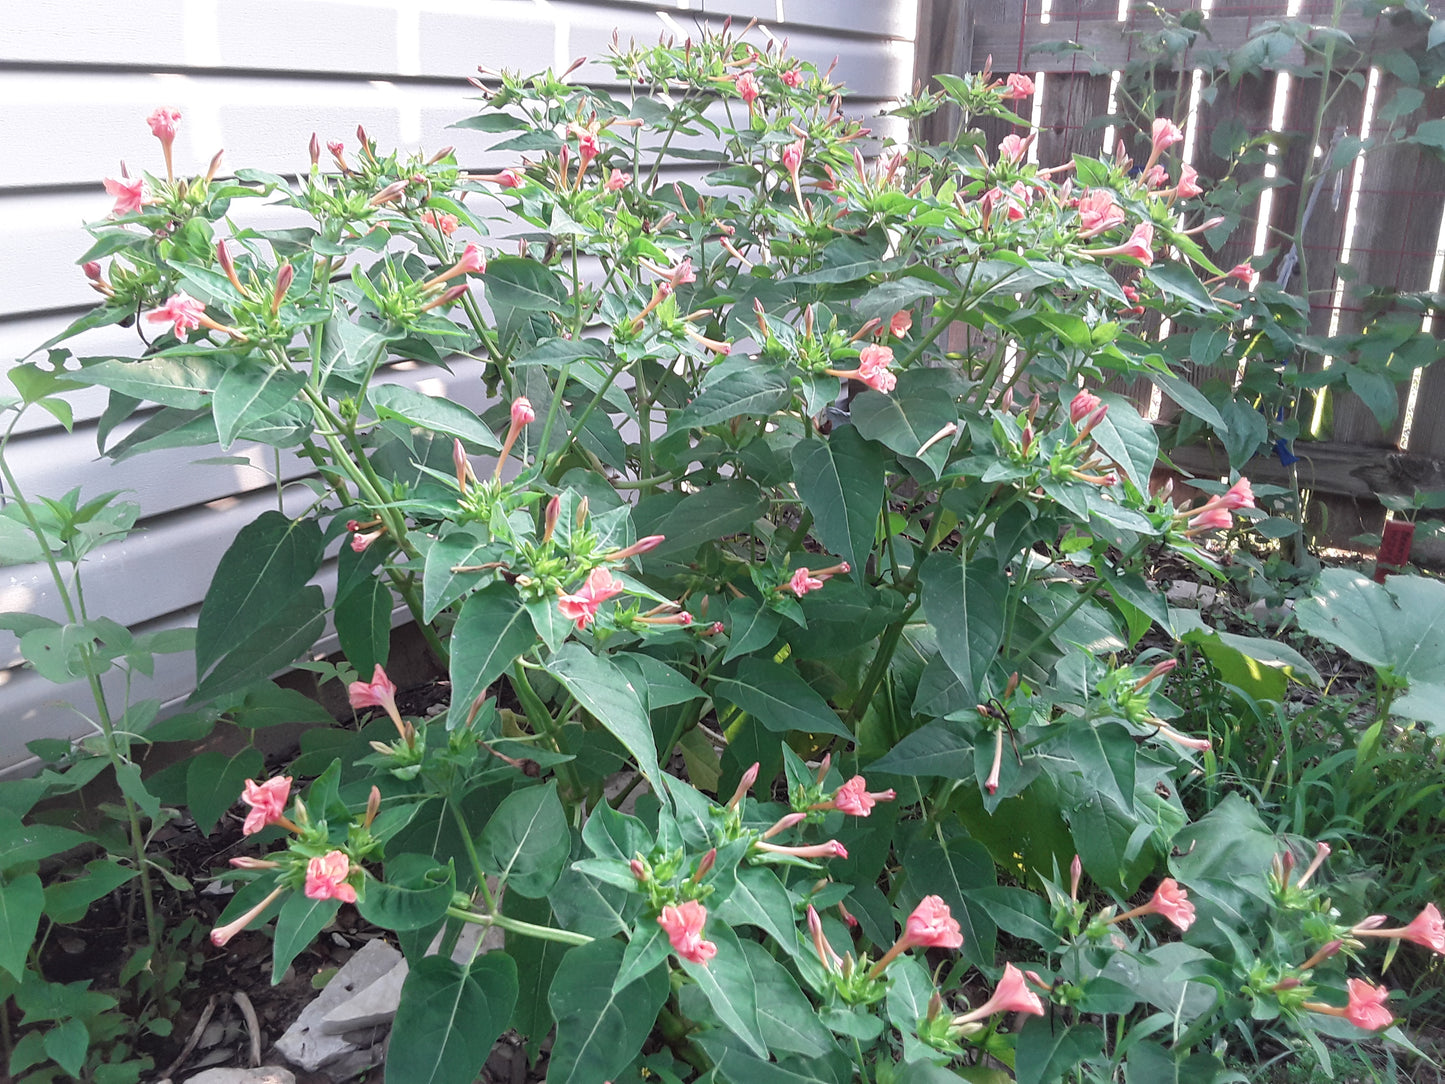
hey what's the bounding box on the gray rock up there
[319,959,409,1034]
[273,939,402,1071]
[184,1068,295,1084]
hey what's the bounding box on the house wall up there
[0,0,918,772]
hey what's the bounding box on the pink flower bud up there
[510,397,536,426]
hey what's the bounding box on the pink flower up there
[1151,117,1184,157]
[557,567,626,630]
[736,72,762,106]
[1174,164,1202,199]
[104,175,150,216]
[658,900,718,965]
[781,67,804,88]
[305,850,358,904]
[1143,164,1169,188]
[906,895,964,948]
[147,292,207,342]
[1149,879,1196,930]
[1000,73,1035,100]
[1092,223,1154,265]
[953,963,1046,1026]
[1076,190,1125,237]
[349,664,404,737]
[831,776,896,817]
[753,839,848,860]
[240,776,292,836]
[998,133,1028,164]
[782,138,805,177]
[1220,478,1255,511]
[1228,262,1260,290]
[350,528,383,552]
[1345,979,1394,1031]
[672,257,696,286]
[1006,180,1031,220]
[1070,389,1102,425]
[790,568,825,596]
[1188,506,1232,532]
[147,107,182,144]
[1355,903,1445,954]
[457,243,486,274]
[575,129,600,172]
[510,396,536,426]
[605,168,631,191]
[889,310,913,338]
[856,343,896,393]
[487,168,524,188]
[420,208,459,235]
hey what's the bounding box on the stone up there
[184,1068,295,1084]
[273,939,402,1072]
[319,958,408,1035]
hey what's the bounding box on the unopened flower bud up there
[363,785,381,829]
[630,858,649,882]
[692,848,716,882]
[82,261,103,281]
[542,495,561,543]
[309,132,321,167]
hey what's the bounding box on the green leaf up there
[744,940,837,1058]
[633,481,766,557]
[972,886,1059,946]
[272,892,341,985]
[713,658,853,740]
[506,895,569,1057]
[851,379,960,479]
[193,587,326,700]
[1090,393,1159,488]
[1406,117,1445,155]
[718,867,798,958]
[547,643,665,796]
[919,553,1007,707]
[212,365,306,449]
[484,256,567,341]
[901,836,997,970]
[1014,1018,1105,1084]
[370,384,501,451]
[612,920,671,994]
[1064,722,1137,815]
[678,924,768,1057]
[78,354,226,409]
[791,426,886,581]
[422,528,498,622]
[1146,262,1217,312]
[448,584,535,726]
[186,747,265,835]
[0,811,91,873]
[792,235,890,285]
[672,368,790,430]
[1146,369,1226,434]
[478,783,570,898]
[0,873,44,980]
[613,653,705,711]
[227,681,336,729]
[41,1017,89,1078]
[1344,368,1398,431]
[113,760,162,825]
[1295,572,1445,695]
[317,317,392,388]
[43,859,138,925]
[869,720,973,777]
[358,855,456,932]
[387,953,518,1084]
[336,575,392,677]
[548,937,669,1084]
[723,597,783,662]
[195,511,324,681]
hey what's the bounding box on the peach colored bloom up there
[1151,117,1184,156]
[1174,164,1202,199]
[1354,903,1445,954]
[1149,878,1196,930]
[953,963,1046,1026]
[781,67,804,88]
[240,776,292,836]
[1070,389,1102,425]
[1345,979,1394,1030]
[420,208,459,234]
[350,528,383,552]
[782,138,805,177]
[557,567,626,630]
[1091,223,1155,265]
[889,310,913,338]
[1228,262,1260,290]
[999,134,1028,164]
[510,396,535,426]
[1220,478,1255,510]
[753,839,848,860]
[104,175,150,216]
[349,663,407,739]
[485,168,524,188]
[831,775,896,817]
[147,292,207,342]
[147,107,181,143]
[1188,506,1232,532]
[736,72,762,106]
[1143,164,1168,188]
[658,900,717,965]
[790,568,825,597]
[457,243,486,274]
[906,895,964,948]
[604,168,631,191]
[1076,190,1124,237]
[305,850,358,903]
[984,728,1005,795]
[856,343,897,393]
[1000,73,1035,100]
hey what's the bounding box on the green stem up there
[1010,575,1109,664]
[510,663,584,801]
[447,905,592,945]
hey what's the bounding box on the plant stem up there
[1010,575,1109,664]
[447,905,592,945]
[510,662,585,801]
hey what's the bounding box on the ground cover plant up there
[3,15,1445,1084]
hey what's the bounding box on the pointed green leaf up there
[42,1017,89,1078]
[272,892,341,984]
[193,587,326,700]
[422,528,499,622]
[1015,1018,1105,1084]
[386,953,518,1084]
[612,920,670,994]
[672,368,790,430]
[901,836,997,970]
[547,643,664,796]
[743,940,838,1058]
[335,575,392,676]
[370,383,501,451]
[213,365,306,449]
[851,378,960,479]
[78,354,227,409]
[919,553,1007,707]
[477,782,570,898]
[0,873,44,980]
[713,658,852,740]
[723,597,783,662]
[448,584,535,727]
[186,747,265,835]
[548,937,669,1084]
[678,923,768,1057]
[791,426,885,581]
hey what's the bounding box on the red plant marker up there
[1374,519,1415,583]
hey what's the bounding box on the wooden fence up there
[915,0,1445,549]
